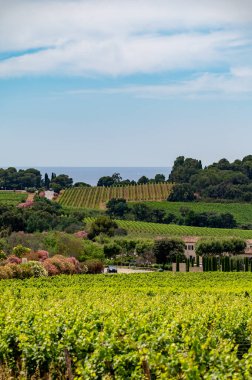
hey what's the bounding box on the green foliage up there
[50,174,73,192]
[103,242,122,258]
[169,155,252,202]
[88,216,118,240]
[0,273,252,377]
[135,239,154,254]
[73,182,91,187]
[137,175,149,184]
[106,198,129,218]
[153,238,185,264]
[12,244,31,258]
[0,191,27,206]
[0,167,41,189]
[83,259,104,273]
[85,217,252,239]
[26,261,48,277]
[81,240,104,262]
[169,156,202,183]
[196,238,246,256]
[143,200,252,227]
[0,198,87,234]
[154,173,166,182]
[42,231,83,259]
[168,183,196,201]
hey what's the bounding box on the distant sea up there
[16,167,171,186]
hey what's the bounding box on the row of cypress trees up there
[175,256,251,272]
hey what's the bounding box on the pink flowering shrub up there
[24,250,49,262]
[17,201,34,209]
[42,255,80,275]
[74,231,88,239]
[37,250,49,261]
[42,260,60,276]
[67,256,81,272]
[7,255,22,264]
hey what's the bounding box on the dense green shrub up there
[81,240,104,262]
[103,243,122,258]
[26,261,48,277]
[83,259,104,274]
[153,238,185,264]
[196,238,246,256]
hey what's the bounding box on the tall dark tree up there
[44,173,50,190]
[153,238,185,264]
[106,198,129,218]
[168,156,202,183]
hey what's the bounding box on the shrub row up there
[0,255,104,279]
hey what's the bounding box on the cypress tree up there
[230,258,234,272]
[221,257,225,272]
[237,259,240,272]
[225,256,230,272]
[186,259,190,272]
[209,257,212,271]
[44,173,50,190]
[213,256,217,271]
[176,256,180,272]
[196,255,200,267]
[245,257,249,272]
[203,257,206,272]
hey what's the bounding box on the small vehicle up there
[107,266,118,273]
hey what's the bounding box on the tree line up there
[0,167,73,192]
[97,172,166,187]
[168,155,252,202]
[106,198,237,229]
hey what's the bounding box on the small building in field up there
[183,237,199,259]
[244,240,252,257]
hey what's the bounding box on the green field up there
[85,217,252,239]
[58,183,173,209]
[1,273,252,379]
[0,191,27,206]
[141,201,252,226]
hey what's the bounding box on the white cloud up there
[0,31,245,77]
[0,0,251,78]
[67,68,252,98]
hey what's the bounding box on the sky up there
[0,0,252,167]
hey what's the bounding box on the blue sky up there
[0,0,252,167]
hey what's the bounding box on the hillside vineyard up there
[58,183,173,209]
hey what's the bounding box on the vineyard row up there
[85,217,252,239]
[58,183,173,209]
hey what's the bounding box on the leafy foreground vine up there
[1,273,252,379]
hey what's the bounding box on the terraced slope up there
[58,183,173,209]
